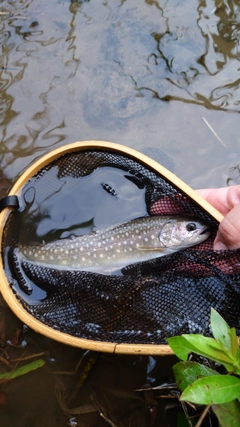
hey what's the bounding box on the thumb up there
[214,203,240,250]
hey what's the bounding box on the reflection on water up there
[227,162,240,185]
[19,165,147,242]
[0,1,240,425]
[0,0,239,187]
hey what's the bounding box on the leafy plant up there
[167,308,240,427]
[0,358,45,383]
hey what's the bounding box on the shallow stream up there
[0,1,239,426]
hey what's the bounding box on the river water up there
[0,0,239,426]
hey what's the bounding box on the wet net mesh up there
[2,148,240,344]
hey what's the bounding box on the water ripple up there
[0,0,239,180]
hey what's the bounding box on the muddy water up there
[0,0,239,426]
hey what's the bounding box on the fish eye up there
[186,222,197,232]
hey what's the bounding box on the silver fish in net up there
[18,215,210,274]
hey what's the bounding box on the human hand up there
[196,185,240,250]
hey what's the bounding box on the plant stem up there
[195,404,211,427]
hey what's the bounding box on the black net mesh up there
[2,148,240,344]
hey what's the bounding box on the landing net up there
[0,142,239,353]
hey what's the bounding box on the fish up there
[18,216,210,274]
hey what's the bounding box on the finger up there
[214,203,240,250]
[196,187,230,215]
[196,186,240,216]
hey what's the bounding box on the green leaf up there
[168,334,235,371]
[167,336,190,361]
[212,400,240,427]
[182,335,234,364]
[210,308,238,357]
[173,361,218,392]
[0,359,45,382]
[181,375,240,405]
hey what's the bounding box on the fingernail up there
[214,241,228,251]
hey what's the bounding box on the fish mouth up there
[200,228,210,235]
[198,227,211,238]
